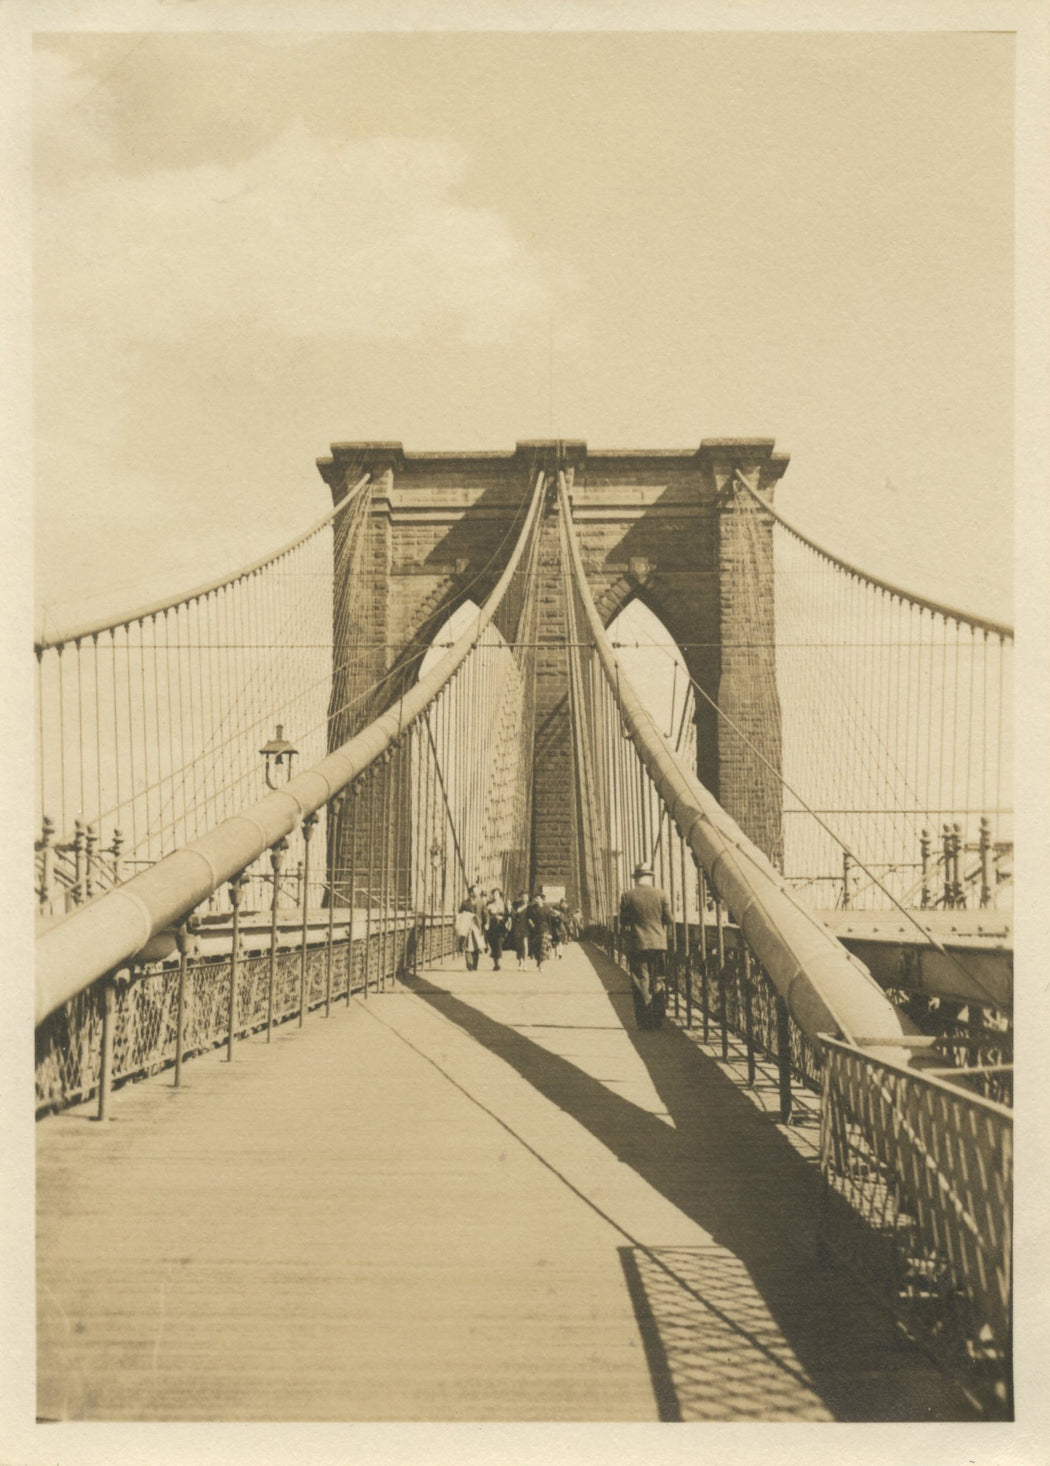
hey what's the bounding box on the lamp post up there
[430,840,447,909]
[260,724,299,790]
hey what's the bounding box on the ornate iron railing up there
[818,1036,1011,1417]
[36,916,456,1116]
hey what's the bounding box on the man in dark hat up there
[618,861,672,1029]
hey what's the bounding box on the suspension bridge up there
[34,438,1012,1422]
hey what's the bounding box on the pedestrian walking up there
[618,861,672,1029]
[455,883,485,971]
[549,901,567,960]
[484,887,511,971]
[526,891,551,970]
[509,891,530,970]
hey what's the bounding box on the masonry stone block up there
[318,438,789,907]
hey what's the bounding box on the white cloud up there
[36,54,566,351]
[34,48,575,618]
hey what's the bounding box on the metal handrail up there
[818,1030,1011,1409]
[734,473,1014,640]
[559,472,915,1057]
[35,472,547,1024]
[34,475,371,651]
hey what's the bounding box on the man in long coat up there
[618,861,672,1029]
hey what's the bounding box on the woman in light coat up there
[455,883,485,970]
[484,887,511,971]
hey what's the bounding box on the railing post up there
[37,814,54,912]
[697,866,708,1040]
[299,812,318,1025]
[716,897,727,1060]
[776,990,793,1122]
[667,827,680,1019]
[96,972,119,1121]
[110,826,124,886]
[680,840,691,1029]
[84,823,97,900]
[920,827,931,909]
[968,1003,984,1070]
[227,873,247,1062]
[266,838,287,1040]
[173,920,193,1088]
[942,824,953,908]
[325,796,340,1018]
[73,818,86,906]
[841,851,851,910]
[743,948,756,1088]
[393,741,408,983]
[363,770,376,997]
[346,783,358,1001]
[700,955,710,1042]
[979,816,992,909]
[379,750,393,992]
[410,732,423,981]
[411,843,423,979]
[951,821,964,909]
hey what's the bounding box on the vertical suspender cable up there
[76,639,85,830]
[92,635,102,847]
[138,620,151,858]
[346,785,358,997]
[151,615,163,851]
[36,651,46,829]
[363,766,375,995]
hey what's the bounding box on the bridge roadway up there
[37,942,975,1423]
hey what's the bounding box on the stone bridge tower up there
[317,438,788,907]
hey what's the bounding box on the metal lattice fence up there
[36,917,456,1117]
[818,1035,1011,1417]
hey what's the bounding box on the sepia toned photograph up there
[12,3,1042,1455]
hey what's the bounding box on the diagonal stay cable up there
[422,708,470,889]
[556,473,938,1053]
[679,660,1005,1010]
[36,470,548,1024]
[623,607,1005,1006]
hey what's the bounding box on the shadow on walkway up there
[408,946,973,1423]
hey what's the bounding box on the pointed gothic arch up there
[605,596,699,767]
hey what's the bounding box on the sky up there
[33,28,1015,633]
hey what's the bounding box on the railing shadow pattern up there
[409,951,978,1422]
[619,1246,834,1421]
[588,925,1010,1419]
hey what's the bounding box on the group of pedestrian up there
[454,884,507,971]
[454,861,672,1034]
[455,883,579,973]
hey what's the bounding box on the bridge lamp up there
[260,724,299,790]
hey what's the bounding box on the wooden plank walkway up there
[37,942,975,1422]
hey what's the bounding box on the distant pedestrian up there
[618,862,672,1029]
[557,897,577,942]
[455,883,485,971]
[484,887,511,971]
[509,891,530,970]
[549,901,567,960]
[527,891,551,970]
